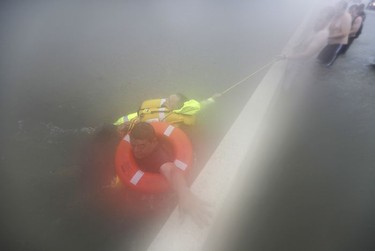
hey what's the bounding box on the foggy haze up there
[0,0,327,250]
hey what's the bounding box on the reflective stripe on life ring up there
[115,122,193,194]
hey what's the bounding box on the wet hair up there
[130,122,155,141]
[174,93,188,109]
[358,4,366,19]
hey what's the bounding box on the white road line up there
[147,63,286,251]
[147,3,324,251]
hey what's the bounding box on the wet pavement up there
[0,1,312,251]
[226,7,375,251]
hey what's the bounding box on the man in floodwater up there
[126,122,210,226]
[113,93,219,135]
[317,0,351,67]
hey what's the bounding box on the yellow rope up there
[219,57,280,96]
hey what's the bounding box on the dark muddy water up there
[0,1,310,250]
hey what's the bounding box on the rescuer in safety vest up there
[113,93,220,135]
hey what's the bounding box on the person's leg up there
[340,37,355,55]
[325,44,344,67]
[318,44,338,65]
[340,44,348,55]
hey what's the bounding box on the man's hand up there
[102,176,123,189]
[116,122,130,136]
[160,163,212,227]
[210,93,222,100]
[178,189,212,228]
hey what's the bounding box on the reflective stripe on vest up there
[113,112,139,126]
[138,98,197,126]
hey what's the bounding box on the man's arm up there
[160,163,210,227]
[199,93,221,108]
[350,16,363,36]
[329,14,352,39]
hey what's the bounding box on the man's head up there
[348,4,358,17]
[165,93,188,110]
[130,122,157,159]
[334,0,348,15]
[358,4,365,12]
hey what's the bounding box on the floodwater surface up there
[0,1,311,250]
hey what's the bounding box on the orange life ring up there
[115,122,193,194]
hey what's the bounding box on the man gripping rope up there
[113,93,220,136]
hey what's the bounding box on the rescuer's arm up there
[199,93,221,108]
[160,163,211,227]
[329,15,352,39]
[350,16,362,36]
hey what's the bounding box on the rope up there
[219,56,280,96]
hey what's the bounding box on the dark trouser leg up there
[317,44,340,65]
[340,37,355,55]
[326,44,344,66]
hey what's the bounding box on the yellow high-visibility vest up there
[114,98,203,127]
[113,112,138,126]
[138,98,200,126]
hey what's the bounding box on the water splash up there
[14,120,96,144]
